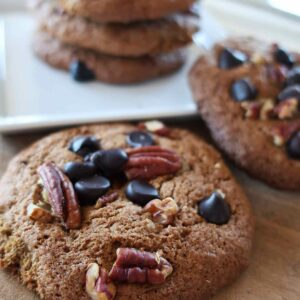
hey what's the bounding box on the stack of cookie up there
[30,0,199,84]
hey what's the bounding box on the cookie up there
[33,31,186,84]
[59,0,197,23]
[0,121,254,300]
[189,37,300,190]
[31,0,199,57]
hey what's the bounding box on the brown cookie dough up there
[31,0,199,57]
[0,122,254,300]
[59,0,197,23]
[189,37,300,190]
[33,31,186,84]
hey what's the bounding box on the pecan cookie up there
[59,0,196,23]
[189,37,300,190]
[0,122,254,300]
[33,31,186,84]
[31,0,199,57]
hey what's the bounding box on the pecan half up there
[144,197,178,225]
[138,121,172,137]
[38,162,81,229]
[270,122,300,146]
[86,263,116,300]
[124,146,181,180]
[109,248,173,285]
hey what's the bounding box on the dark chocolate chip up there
[273,47,295,68]
[218,48,248,69]
[286,131,300,160]
[278,85,300,102]
[68,136,100,157]
[230,78,257,102]
[74,175,111,205]
[126,131,154,148]
[286,67,300,86]
[197,192,231,225]
[70,60,96,82]
[91,149,128,176]
[64,162,97,182]
[125,180,159,207]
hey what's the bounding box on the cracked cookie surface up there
[59,0,196,23]
[189,37,300,190]
[0,123,253,299]
[33,31,186,84]
[31,0,199,57]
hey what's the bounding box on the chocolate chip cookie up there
[0,121,254,300]
[33,31,186,84]
[189,37,300,190]
[32,0,199,57]
[59,0,196,23]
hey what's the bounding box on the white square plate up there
[0,11,204,133]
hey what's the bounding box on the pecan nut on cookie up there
[190,37,300,190]
[0,122,253,299]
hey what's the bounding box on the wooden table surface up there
[0,123,299,300]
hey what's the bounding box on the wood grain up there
[0,125,299,300]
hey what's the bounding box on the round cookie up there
[33,31,186,84]
[0,122,254,300]
[189,37,300,190]
[31,0,199,57]
[59,0,196,23]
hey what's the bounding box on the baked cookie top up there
[31,0,199,57]
[58,0,197,23]
[0,122,253,300]
[189,37,300,190]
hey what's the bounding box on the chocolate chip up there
[70,60,96,82]
[64,162,97,182]
[273,47,294,68]
[278,85,300,102]
[127,131,154,148]
[68,136,100,157]
[125,180,159,206]
[286,67,300,86]
[230,78,257,102]
[286,131,300,159]
[197,192,231,225]
[218,48,248,69]
[91,149,128,176]
[74,175,111,205]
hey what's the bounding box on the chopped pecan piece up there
[138,120,172,137]
[38,162,81,229]
[250,53,266,65]
[124,146,181,180]
[266,64,288,84]
[95,192,119,209]
[260,99,275,120]
[27,203,53,223]
[274,98,299,119]
[270,122,300,146]
[109,248,172,285]
[86,263,116,300]
[241,101,261,119]
[144,197,178,225]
